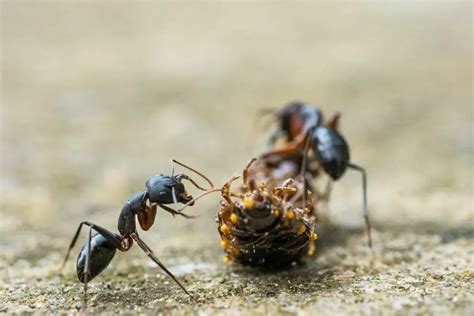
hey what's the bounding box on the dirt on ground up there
[1,2,473,315]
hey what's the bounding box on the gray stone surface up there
[1,2,472,315]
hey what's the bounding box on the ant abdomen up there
[76,234,117,283]
[313,125,350,180]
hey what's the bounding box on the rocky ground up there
[1,2,472,315]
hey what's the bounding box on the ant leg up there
[272,187,297,202]
[62,222,87,270]
[242,158,257,191]
[82,225,93,306]
[171,159,214,189]
[298,128,314,179]
[157,203,197,219]
[221,175,242,204]
[322,178,332,201]
[260,142,302,162]
[327,112,341,129]
[62,221,121,307]
[137,203,158,231]
[298,127,315,208]
[348,163,373,250]
[273,178,297,201]
[61,221,120,270]
[130,233,194,300]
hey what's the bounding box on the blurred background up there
[1,1,472,314]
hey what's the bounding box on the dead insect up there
[61,159,213,306]
[218,158,318,268]
[178,158,318,268]
[262,101,373,249]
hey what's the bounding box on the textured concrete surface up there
[1,2,472,315]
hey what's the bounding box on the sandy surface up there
[1,2,473,315]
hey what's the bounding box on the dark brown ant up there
[261,101,373,249]
[61,159,213,307]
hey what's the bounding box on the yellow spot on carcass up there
[273,210,280,217]
[243,196,254,209]
[311,232,318,241]
[286,210,295,220]
[308,242,316,256]
[223,256,231,264]
[220,239,229,249]
[230,213,238,224]
[220,223,230,235]
[296,225,306,235]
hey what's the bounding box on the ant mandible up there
[61,159,214,306]
[261,101,373,249]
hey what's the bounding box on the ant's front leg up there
[157,203,196,219]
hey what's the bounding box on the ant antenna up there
[327,112,341,129]
[178,175,209,192]
[170,159,175,177]
[247,108,280,151]
[347,163,373,250]
[171,159,214,189]
[171,186,179,210]
[177,188,222,213]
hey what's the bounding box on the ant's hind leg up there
[61,221,121,270]
[81,225,93,307]
[61,221,88,270]
[73,223,121,308]
[322,178,332,202]
[298,128,316,208]
[347,163,373,252]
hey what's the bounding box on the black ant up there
[61,159,213,306]
[260,101,373,249]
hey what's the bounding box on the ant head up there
[146,174,188,204]
[278,102,323,141]
[173,174,197,204]
[312,125,350,180]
